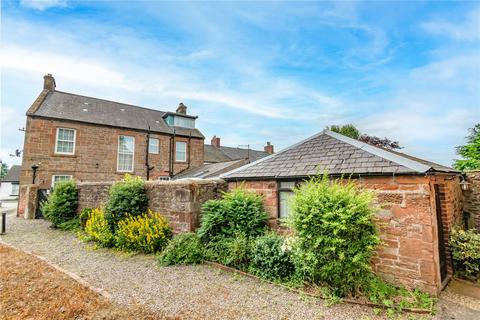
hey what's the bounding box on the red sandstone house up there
[18,74,206,215]
[222,130,464,294]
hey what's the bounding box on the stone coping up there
[76,178,225,186]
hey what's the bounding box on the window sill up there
[52,153,77,158]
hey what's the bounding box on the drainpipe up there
[169,129,176,178]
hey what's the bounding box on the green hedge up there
[450,227,480,280]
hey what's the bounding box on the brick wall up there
[227,174,463,294]
[19,117,204,191]
[464,171,480,231]
[77,179,227,233]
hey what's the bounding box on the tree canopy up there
[0,162,8,179]
[453,123,480,171]
[327,124,401,150]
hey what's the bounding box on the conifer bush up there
[104,174,148,230]
[287,174,380,296]
[42,180,78,227]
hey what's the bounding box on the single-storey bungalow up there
[222,130,464,294]
[0,165,21,210]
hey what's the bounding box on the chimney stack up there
[264,141,274,154]
[176,102,187,114]
[211,135,221,148]
[43,74,56,91]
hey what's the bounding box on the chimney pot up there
[211,135,221,148]
[43,73,56,91]
[264,141,274,154]
[176,102,187,114]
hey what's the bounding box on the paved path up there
[1,213,479,320]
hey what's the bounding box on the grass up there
[0,244,175,320]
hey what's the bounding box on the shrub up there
[104,174,148,230]
[115,210,172,254]
[57,216,81,231]
[250,233,295,281]
[205,233,252,270]
[84,208,115,247]
[158,233,205,266]
[197,188,267,243]
[450,227,480,280]
[79,208,93,229]
[42,180,78,227]
[287,174,380,296]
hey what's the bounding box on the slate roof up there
[222,130,458,180]
[1,165,21,182]
[175,159,247,179]
[29,90,204,138]
[204,145,270,163]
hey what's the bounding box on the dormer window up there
[164,114,196,129]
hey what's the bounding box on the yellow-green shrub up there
[84,208,115,247]
[115,210,172,253]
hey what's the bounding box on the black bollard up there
[1,212,6,234]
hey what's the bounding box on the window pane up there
[149,138,159,154]
[52,175,72,188]
[175,141,186,161]
[279,191,294,218]
[11,184,19,196]
[118,136,134,171]
[56,128,75,154]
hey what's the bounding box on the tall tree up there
[327,124,401,150]
[454,123,480,171]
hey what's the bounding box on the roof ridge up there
[324,130,431,173]
[52,90,169,114]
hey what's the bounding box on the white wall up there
[0,182,19,209]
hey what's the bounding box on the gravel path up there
[1,213,479,320]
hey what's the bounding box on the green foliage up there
[158,233,205,266]
[79,208,92,229]
[454,123,480,170]
[42,180,78,227]
[327,124,360,139]
[250,233,295,280]
[287,174,380,296]
[205,233,252,270]
[0,162,7,179]
[197,188,268,243]
[84,208,115,247]
[114,210,172,254]
[57,216,81,231]
[104,174,149,230]
[450,227,480,280]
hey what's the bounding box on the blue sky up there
[1,0,479,167]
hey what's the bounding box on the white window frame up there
[10,183,19,196]
[55,128,76,155]
[149,138,159,154]
[117,135,135,172]
[278,181,297,219]
[175,141,187,162]
[51,175,73,188]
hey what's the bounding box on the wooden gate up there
[434,184,448,282]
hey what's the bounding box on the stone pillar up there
[23,184,39,219]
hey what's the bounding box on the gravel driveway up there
[1,213,479,320]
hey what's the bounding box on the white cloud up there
[20,0,68,11]
[422,8,480,41]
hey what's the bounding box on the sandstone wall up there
[227,174,463,294]
[77,179,227,233]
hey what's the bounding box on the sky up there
[1,0,479,168]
